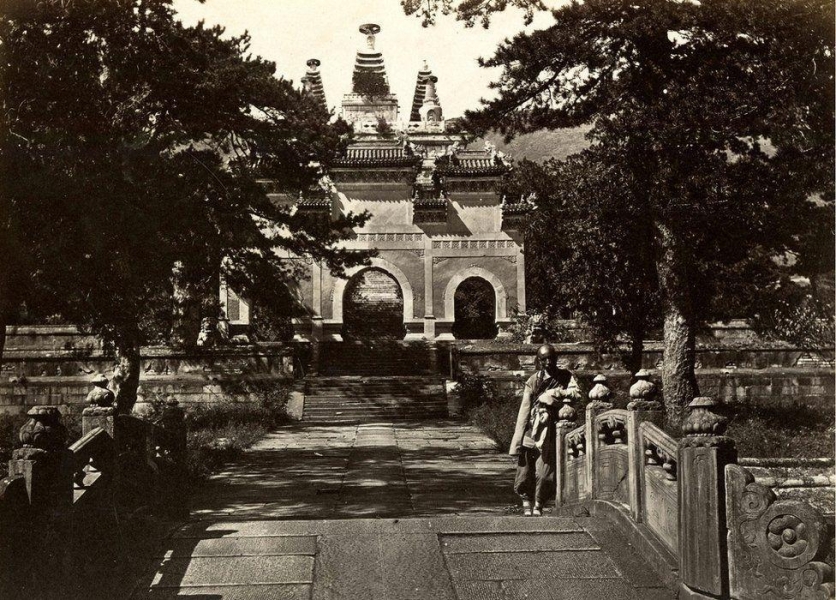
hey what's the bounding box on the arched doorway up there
[342,268,406,339]
[452,277,498,340]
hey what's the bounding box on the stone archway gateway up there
[222,23,527,341]
[342,268,406,339]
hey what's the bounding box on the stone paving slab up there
[190,421,517,520]
[137,584,311,600]
[144,514,673,599]
[160,536,317,558]
[174,516,586,537]
[502,579,676,600]
[444,550,620,581]
[146,555,314,587]
[313,533,456,600]
[440,532,599,553]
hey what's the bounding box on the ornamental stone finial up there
[588,374,612,402]
[15,406,67,459]
[557,396,576,424]
[359,23,380,50]
[86,373,115,408]
[682,397,728,437]
[628,369,662,411]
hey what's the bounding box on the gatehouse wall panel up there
[377,249,426,319]
[338,195,413,225]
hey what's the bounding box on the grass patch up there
[468,397,518,452]
[459,373,834,460]
[183,382,291,482]
[458,373,520,452]
[726,403,835,459]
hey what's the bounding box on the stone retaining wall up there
[455,343,834,409]
[1,327,302,414]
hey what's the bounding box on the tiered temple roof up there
[332,145,419,168]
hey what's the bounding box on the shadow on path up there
[189,420,518,520]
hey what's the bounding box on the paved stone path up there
[136,516,673,599]
[189,421,518,520]
[133,422,675,599]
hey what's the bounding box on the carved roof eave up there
[437,166,508,177]
[330,157,421,169]
[296,197,331,211]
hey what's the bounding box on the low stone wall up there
[1,327,302,414]
[455,342,834,410]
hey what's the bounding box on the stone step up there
[302,409,447,422]
[305,398,447,410]
[303,409,446,418]
[302,417,444,424]
[304,390,445,398]
[307,397,444,404]
[303,409,446,417]
[304,401,446,410]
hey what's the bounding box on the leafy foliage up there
[1,0,370,405]
[352,70,390,100]
[401,0,545,28]
[507,155,661,361]
[506,308,571,344]
[430,0,834,417]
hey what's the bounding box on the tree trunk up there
[114,342,141,415]
[170,260,201,349]
[656,220,699,429]
[0,313,6,373]
[662,307,698,427]
[625,329,644,375]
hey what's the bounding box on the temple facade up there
[221,24,528,341]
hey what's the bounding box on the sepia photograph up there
[0,0,833,598]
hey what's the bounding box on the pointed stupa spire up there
[352,23,390,95]
[410,61,433,122]
[302,58,327,111]
[419,75,442,123]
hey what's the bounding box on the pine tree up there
[1,0,368,411]
[408,0,834,424]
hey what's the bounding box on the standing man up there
[509,344,581,516]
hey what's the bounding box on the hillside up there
[481,126,591,163]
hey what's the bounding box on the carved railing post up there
[9,406,70,508]
[725,464,834,599]
[585,375,613,500]
[83,374,116,437]
[8,406,72,598]
[678,397,737,600]
[554,389,578,507]
[627,370,663,522]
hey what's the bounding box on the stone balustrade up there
[0,399,188,598]
[552,372,834,599]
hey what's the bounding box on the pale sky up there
[172,0,557,118]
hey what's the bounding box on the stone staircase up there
[318,340,441,376]
[303,341,448,424]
